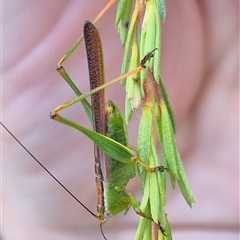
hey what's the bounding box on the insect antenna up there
[0,122,98,219]
[100,224,107,240]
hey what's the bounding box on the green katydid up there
[51,21,166,238]
[0,20,165,240]
[2,1,195,238]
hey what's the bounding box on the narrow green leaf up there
[137,105,153,175]
[153,3,161,84]
[155,101,177,188]
[116,0,133,45]
[149,169,160,223]
[135,214,152,240]
[125,41,141,121]
[142,217,152,240]
[176,152,195,207]
[140,0,157,87]
[151,135,166,207]
[160,215,172,240]
[159,101,179,179]
[143,0,157,61]
[125,94,133,124]
[140,167,150,210]
[155,0,167,21]
[161,154,168,191]
[115,0,128,25]
[121,11,137,76]
[135,216,147,240]
[158,76,176,133]
[159,101,195,206]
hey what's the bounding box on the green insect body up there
[50,20,167,237]
[2,1,195,238]
[102,101,136,219]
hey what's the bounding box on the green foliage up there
[53,0,194,239]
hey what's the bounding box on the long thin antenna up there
[100,224,107,240]
[1,122,98,219]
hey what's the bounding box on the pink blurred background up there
[2,1,239,239]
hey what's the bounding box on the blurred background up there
[2,1,239,239]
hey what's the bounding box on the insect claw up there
[154,165,168,172]
[158,221,167,237]
[56,66,61,71]
[140,48,159,67]
[50,112,58,119]
[56,65,68,77]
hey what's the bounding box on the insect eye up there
[104,211,113,219]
